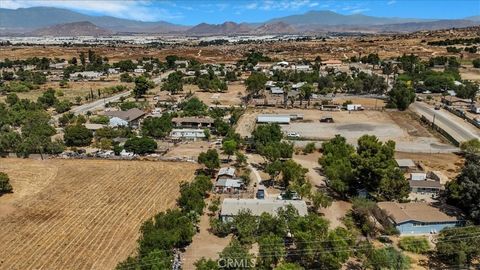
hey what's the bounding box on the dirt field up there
[238,107,456,153]
[183,82,245,106]
[0,81,132,103]
[0,158,198,270]
[395,152,464,180]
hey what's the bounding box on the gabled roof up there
[216,178,243,188]
[218,167,236,177]
[105,108,145,122]
[409,180,442,189]
[221,198,308,217]
[378,202,459,224]
[172,117,214,124]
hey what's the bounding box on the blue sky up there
[1,0,479,25]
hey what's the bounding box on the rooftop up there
[377,202,459,224]
[105,108,145,122]
[221,198,308,217]
[409,180,442,189]
[172,116,214,124]
[395,159,416,168]
[218,167,236,177]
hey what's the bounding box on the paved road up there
[55,71,174,119]
[411,102,480,143]
[70,91,131,115]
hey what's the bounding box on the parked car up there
[434,105,441,110]
[287,132,300,138]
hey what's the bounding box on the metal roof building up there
[256,114,291,124]
[220,198,307,222]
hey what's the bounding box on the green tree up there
[195,257,219,270]
[387,81,415,110]
[309,190,333,213]
[222,139,237,161]
[124,137,157,154]
[218,239,254,270]
[473,59,480,68]
[299,83,313,106]
[435,226,480,267]
[133,76,154,98]
[245,72,268,98]
[198,149,220,174]
[366,247,410,270]
[161,71,183,94]
[445,155,480,223]
[0,172,13,195]
[180,97,208,116]
[232,209,258,244]
[460,139,480,155]
[37,88,58,107]
[274,263,304,270]
[141,114,173,138]
[398,236,430,254]
[257,234,285,268]
[64,124,93,147]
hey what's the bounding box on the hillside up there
[0,7,187,33]
[30,21,113,36]
[185,22,252,35]
[253,22,297,34]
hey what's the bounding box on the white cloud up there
[387,0,397,5]
[350,8,370,14]
[0,0,183,21]
[242,0,318,11]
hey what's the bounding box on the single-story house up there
[170,129,205,140]
[70,71,103,80]
[220,198,308,222]
[174,60,189,67]
[377,202,463,235]
[217,167,236,179]
[172,117,214,128]
[105,108,146,128]
[215,178,244,193]
[396,159,416,171]
[409,180,442,194]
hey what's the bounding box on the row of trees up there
[116,174,212,269]
[320,135,409,201]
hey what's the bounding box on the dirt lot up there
[395,152,464,180]
[0,158,198,270]
[239,107,456,153]
[183,82,245,106]
[163,140,214,160]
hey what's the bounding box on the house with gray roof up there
[220,198,308,222]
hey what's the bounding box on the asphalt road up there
[411,102,480,143]
[54,71,174,119]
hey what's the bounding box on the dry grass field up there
[0,81,133,103]
[0,158,198,270]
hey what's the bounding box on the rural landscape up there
[0,1,480,269]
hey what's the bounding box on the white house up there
[346,104,364,111]
[220,198,308,222]
[170,129,205,140]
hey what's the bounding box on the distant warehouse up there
[256,113,304,124]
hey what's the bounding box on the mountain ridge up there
[0,6,478,35]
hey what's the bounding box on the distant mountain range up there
[30,21,112,36]
[0,7,478,36]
